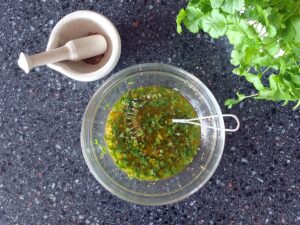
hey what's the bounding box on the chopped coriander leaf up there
[94,139,108,158]
[104,103,110,111]
[127,81,135,85]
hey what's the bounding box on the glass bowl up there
[81,63,225,205]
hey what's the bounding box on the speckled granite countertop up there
[0,0,299,225]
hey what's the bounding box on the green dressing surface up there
[105,86,200,180]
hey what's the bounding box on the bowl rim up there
[81,63,225,205]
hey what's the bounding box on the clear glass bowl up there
[81,63,225,205]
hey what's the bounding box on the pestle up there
[18,34,107,73]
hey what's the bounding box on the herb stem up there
[269,0,281,8]
[283,3,299,21]
[261,67,271,75]
[245,93,259,99]
[293,100,300,110]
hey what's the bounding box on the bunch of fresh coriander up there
[177,0,300,109]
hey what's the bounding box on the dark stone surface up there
[0,0,299,225]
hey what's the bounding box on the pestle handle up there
[18,34,107,73]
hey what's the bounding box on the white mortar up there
[47,10,121,82]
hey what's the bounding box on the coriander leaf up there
[265,41,280,57]
[292,47,300,60]
[291,74,300,86]
[257,74,294,101]
[257,88,275,99]
[202,9,227,38]
[267,7,285,30]
[255,5,269,27]
[226,16,259,49]
[184,6,204,33]
[211,0,224,9]
[243,72,265,91]
[176,9,187,33]
[232,67,246,75]
[225,92,247,108]
[188,0,203,7]
[243,46,259,65]
[266,25,276,38]
[226,29,245,47]
[178,0,300,109]
[269,74,279,91]
[224,99,237,109]
[283,16,300,44]
[221,0,244,15]
[230,49,244,66]
[189,0,212,13]
[255,55,275,68]
[290,17,300,44]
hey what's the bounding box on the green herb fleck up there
[94,138,108,158]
